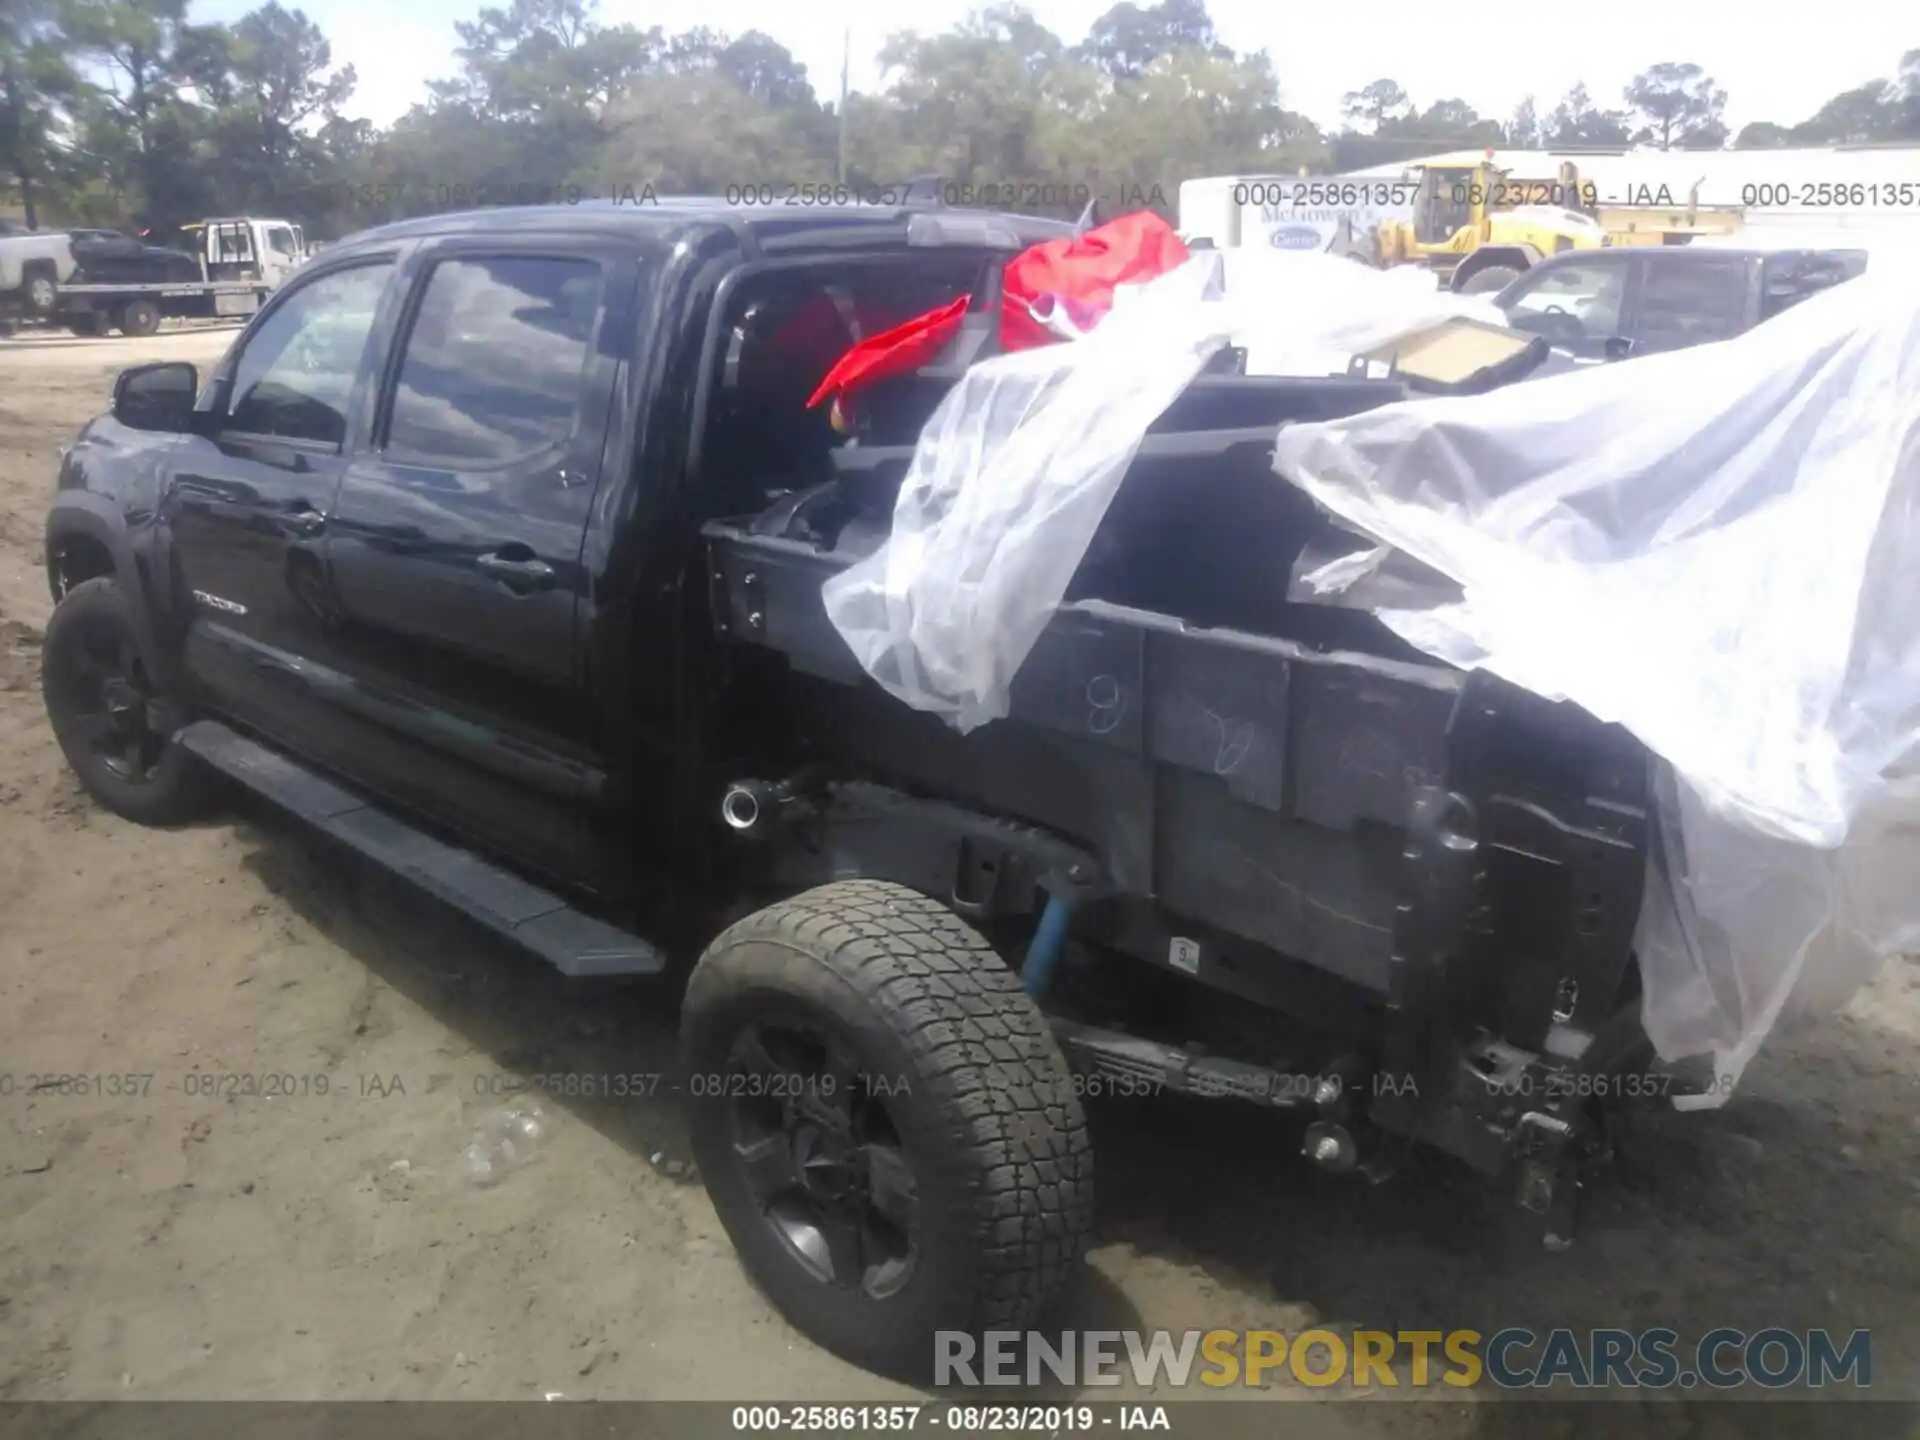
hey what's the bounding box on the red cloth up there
[805,210,1189,410]
[804,295,970,410]
[998,210,1189,350]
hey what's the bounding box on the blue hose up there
[1022,893,1074,999]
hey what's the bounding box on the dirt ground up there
[0,324,1915,1420]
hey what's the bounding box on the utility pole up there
[836,24,850,183]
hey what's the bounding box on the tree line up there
[3,0,1918,240]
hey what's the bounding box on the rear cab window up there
[702,253,989,499]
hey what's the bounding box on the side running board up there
[175,719,667,978]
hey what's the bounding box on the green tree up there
[1732,49,1920,147]
[1506,95,1543,149]
[0,0,83,227]
[1094,48,1321,204]
[201,3,357,213]
[1732,120,1796,149]
[1623,61,1726,150]
[1076,0,1224,80]
[1340,77,1411,130]
[874,7,1075,186]
[1383,97,1504,148]
[64,0,203,222]
[713,32,817,108]
[1543,82,1632,147]
[598,68,826,193]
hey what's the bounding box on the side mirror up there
[1603,336,1637,361]
[112,361,199,432]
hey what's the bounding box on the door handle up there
[477,550,557,593]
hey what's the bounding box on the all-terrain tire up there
[682,880,1094,1380]
[1458,263,1524,295]
[41,577,219,826]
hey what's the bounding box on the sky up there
[197,0,1915,141]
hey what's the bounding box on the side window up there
[1498,259,1628,355]
[225,261,393,446]
[1635,259,1750,351]
[727,256,984,400]
[265,226,297,258]
[216,224,254,262]
[383,255,605,466]
[1760,250,1867,321]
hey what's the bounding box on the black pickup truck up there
[41,199,1663,1379]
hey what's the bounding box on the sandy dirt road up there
[0,325,1914,1422]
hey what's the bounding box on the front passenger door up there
[165,257,398,752]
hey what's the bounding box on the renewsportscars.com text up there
[936,1327,1872,1390]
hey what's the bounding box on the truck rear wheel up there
[1458,263,1524,295]
[115,299,162,337]
[681,880,1093,1379]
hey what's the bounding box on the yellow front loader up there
[1333,158,1609,293]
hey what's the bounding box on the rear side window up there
[1760,250,1867,321]
[1635,259,1750,351]
[384,255,605,466]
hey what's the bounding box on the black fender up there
[44,493,186,695]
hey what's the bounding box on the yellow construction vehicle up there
[1591,183,1745,246]
[1333,156,1608,292]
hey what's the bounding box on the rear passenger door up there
[313,241,641,884]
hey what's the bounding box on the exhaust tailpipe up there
[721,780,774,834]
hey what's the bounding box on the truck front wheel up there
[681,880,1094,1380]
[41,577,219,826]
[115,299,162,337]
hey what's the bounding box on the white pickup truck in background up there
[0,215,308,337]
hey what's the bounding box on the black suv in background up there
[1494,240,1871,367]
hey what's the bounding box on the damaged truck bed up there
[705,365,1662,1230]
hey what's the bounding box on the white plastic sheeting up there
[823,244,1920,1100]
[1218,246,1505,377]
[1270,265,1920,1101]
[822,248,1502,731]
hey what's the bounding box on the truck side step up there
[175,720,667,978]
